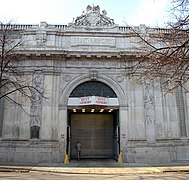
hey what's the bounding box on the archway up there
[67,81,120,159]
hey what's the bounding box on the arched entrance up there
[67,81,120,159]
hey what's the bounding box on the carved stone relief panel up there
[36,29,47,47]
[143,78,156,143]
[35,22,48,47]
[30,71,44,128]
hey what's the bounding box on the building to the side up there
[0,5,189,164]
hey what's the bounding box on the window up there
[30,126,40,139]
[70,81,117,98]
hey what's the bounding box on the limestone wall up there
[0,22,188,164]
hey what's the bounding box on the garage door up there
[71,114,114,158]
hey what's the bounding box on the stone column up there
[119,106,128,162]
[58,106,68,162]
[143,79,156,144]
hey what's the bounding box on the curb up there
[0,165,189,174]
[1,166,189,174]
[29,167,162,174]
[0,167,30,173]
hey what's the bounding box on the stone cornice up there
[14,51,139,60]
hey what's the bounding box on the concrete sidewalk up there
[0,159,189,174]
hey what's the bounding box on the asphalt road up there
[1,172,189,180]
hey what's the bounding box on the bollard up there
[64,153,69,164]
[118,151,123,163]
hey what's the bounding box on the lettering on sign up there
[71,37,115,47]
[79,96,108,106]
[61,134,65,139]
[79,96,92,105]
[66,61,120,68]
[95,96,108,105]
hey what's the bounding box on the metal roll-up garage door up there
[71,114,114,158]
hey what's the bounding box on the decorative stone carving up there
[70,4,115,29]
[63,75,72,82]
[30,71,43,128]
[116,75,123,83]
[36,22,47,47]
[143,78,156,143]
[36,32,46,47]
[144,80,154,125]
[89,71,98,80]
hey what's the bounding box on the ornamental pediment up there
[69,5,116,29]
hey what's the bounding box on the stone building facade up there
[0,5,189,164]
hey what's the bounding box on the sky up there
[0,0,172,27]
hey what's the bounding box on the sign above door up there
[68,96,119,106]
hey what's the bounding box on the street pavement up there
[0,159,189,174]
